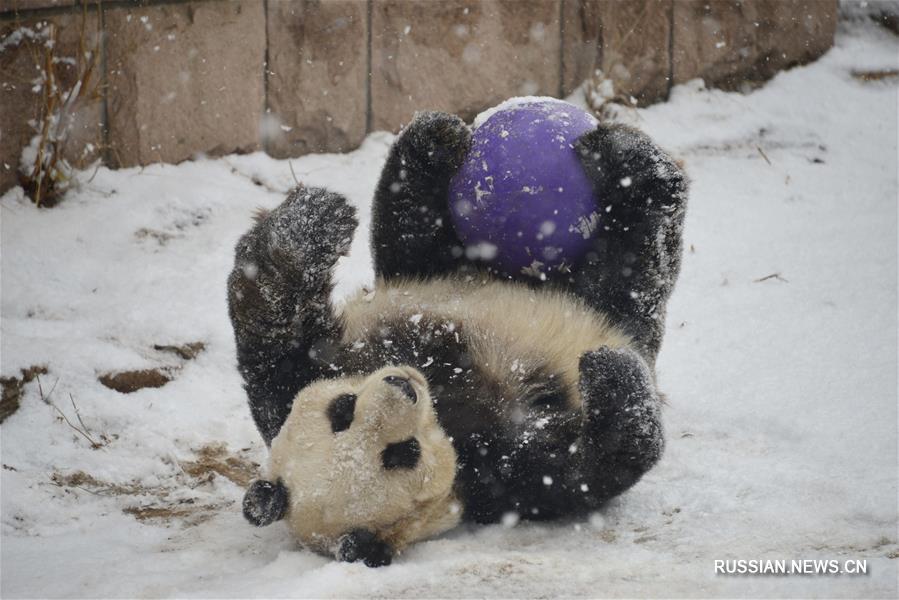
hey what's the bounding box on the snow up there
[471,95,597,129]
[2,23,898,599]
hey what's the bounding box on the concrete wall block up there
[0,0,77,12]
[2,0,840,189]
[595,0,672,106]
[1,10,103,193]
[105,0,265,167]
[371,0,562,132]
[562,0,671,105]
[561,0,600,96]
[265,0,367,158]
[672,0,839,89]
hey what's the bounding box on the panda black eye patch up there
[381,438,421,470]
[327,394,357,433]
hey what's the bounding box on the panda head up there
[242,366,460,567]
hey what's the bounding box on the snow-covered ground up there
[2,22,897,599]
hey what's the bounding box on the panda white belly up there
[340,275,631,409]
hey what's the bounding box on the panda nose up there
[383,376,417,404]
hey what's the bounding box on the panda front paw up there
[242,479,289,527]
[575,124,686,223]
[400,111,471,172]
[263,186,358,276]
[336,529,394,568]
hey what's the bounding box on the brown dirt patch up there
[50,443,259,527]
[179,443,260,487]
[1,365,48,423]
[98,369,172,393]
[123,499,228,526]
[51,470,146,496]
[97,342,204,393]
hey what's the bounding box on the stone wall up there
[0,0,838,194]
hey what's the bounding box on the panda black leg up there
[573,346,664,509]
[371,111,473,280]
[572,124,688,366]
[227,186,357,444]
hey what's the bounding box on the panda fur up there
[229,112,687,567]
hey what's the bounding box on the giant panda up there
[227,112,687,567]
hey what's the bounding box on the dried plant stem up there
[11,9,103,207]
[754,272,788,283]
[44,388,104,450]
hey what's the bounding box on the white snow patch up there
[0,24,896,600]
[472,95,598,129]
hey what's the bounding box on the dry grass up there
[5,7,104,207]
[49,443,260,527]
[51,470,144,496]
[851,69,899,82]
[49,392,112,449]
[180,443,259,488]
[122,501,230,526]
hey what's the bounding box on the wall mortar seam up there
[99,0,110,165]
[558,0,565,99]
[365,0,372,134]
[666,0,674,100]
[262,0,269,155]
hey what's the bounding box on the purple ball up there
[449,99,600,278]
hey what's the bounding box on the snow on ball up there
[449,98,601,278]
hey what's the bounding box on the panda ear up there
[242,479,289,527]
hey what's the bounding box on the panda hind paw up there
[578,346,652,408]
[401,111,471,171]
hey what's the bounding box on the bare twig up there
[69,393,91,434]
[287,160,301,187]
[757,146,772,166]
[48,393,104,449]
[85,160,103,184]
[51,403,101,448]
[753,272,789,283]
[36,374,60,405]
[224,160,284,194]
